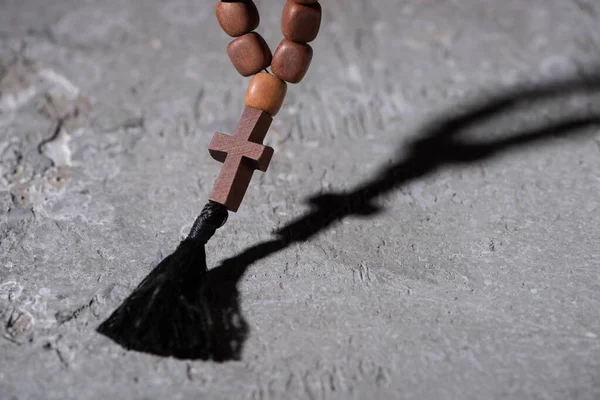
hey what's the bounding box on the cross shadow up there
[107,71,600,361]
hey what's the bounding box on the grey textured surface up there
[1,0,600,399]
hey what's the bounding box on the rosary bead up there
[227,32,272,77]
[245,72,287,116]
[281,0,322,43]
[216,1,260,37]
[271,39,313,83]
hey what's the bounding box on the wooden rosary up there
[209,0,322,212]
[97,0,323,356]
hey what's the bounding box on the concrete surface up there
[1,0,600,399]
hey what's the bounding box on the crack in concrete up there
[55,297,97,325]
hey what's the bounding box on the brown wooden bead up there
[208,107,274,212]
[216,1,260,37]
[271,39,313,83]
[281,0,322,43]
[227,32,272,77]
[245,72,287,116]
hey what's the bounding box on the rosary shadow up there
[201,70,600,361]
[104,70,600,361]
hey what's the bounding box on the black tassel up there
[97,201,246,361]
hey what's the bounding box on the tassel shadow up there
[97,201,248,361]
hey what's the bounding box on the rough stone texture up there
[1,0,599,399]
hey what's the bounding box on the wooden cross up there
[208,107,274,212]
